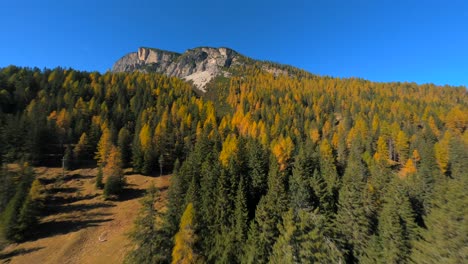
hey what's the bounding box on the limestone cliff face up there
[112,47,241,92]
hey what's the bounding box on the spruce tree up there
[233,177,249,261]
[125,185,168,264]
[411,175,467,263]
[269,209,343,264]
[289,144,316,209]
[0,163,35,242]
[16,178,43,241]
[243,161,287,264]
[335,144,370,262]
[319,139,339,213]
[95,166,104,189]
[247,140,269,211]
[377,180,417,263]
[118,127,132,168]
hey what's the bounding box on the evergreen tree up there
[125,185,168,264]
[16,178,43,241]
[289,144,316,209]
[95,166,104,189]
[247,140,269,211]
[377,180,417,263]
[335,144,370,262]
[319,139,339,213]
[411,175,467,263]
[233,176,249,262]
[0,163,35,242]
[163,159,187,238]
[198,150,220,254]
[118,127,132,168]
[269,209,343,264]
[63,145,73,170]
[243,161,287,264]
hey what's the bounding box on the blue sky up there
[1,0,467,86]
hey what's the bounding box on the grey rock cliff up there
[112,47,241,92]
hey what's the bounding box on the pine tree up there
[335,145,370,262]
[289,144,316,209]
[163,159,187,238]
[118,127,132,167]
[16,178,44,241]
[247,139,269,212]
[63,145,73,170]
[233,177,249,262]
[0,163,35,242]
[269,209,343,264]
[319,139,339,213]
[377,180,417,263]
[411,175,467,263]
[95,166,104,189]
[125,185,168,264]
[243,161,287,264]
[198,151,220,254]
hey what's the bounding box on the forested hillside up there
[0,64,467,263]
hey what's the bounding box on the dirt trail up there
[0,167,170,264]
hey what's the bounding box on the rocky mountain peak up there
[112,46,241,92]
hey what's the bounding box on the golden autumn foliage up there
[95,128,113,166]
[309,127,321,144]
[29,178,45,202]
[219,134,238,167]
[434,131,451,174]
[172,203,200,264]
[272,136,294,171]
[74,132,89,159]
[412,149,421,163]
[445,107,468,134]
[139,124,152,151]
[399,158,417,179]
[374,136,390,164]
[103,145,124,181]
[395,130,409,163]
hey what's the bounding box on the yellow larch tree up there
[172,203,200,264]
[272,135,294,171]
[219,134,238,167]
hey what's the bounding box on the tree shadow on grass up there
[33,218,113,240]
[0,247,45,260]
[38,173,94,186]
[62,173,94,182]
[47,186,78,194]
[117,187,146,202]
[45,202,115,215]
[44,193,99,208]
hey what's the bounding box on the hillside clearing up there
[0,167,170,264]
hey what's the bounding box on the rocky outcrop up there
[112,47,241,92]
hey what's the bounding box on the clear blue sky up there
[1,0,467,86]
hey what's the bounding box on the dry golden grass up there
[0,167,170,264]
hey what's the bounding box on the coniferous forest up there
[0,65,467,263]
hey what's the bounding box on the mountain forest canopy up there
[0,55,467,263]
